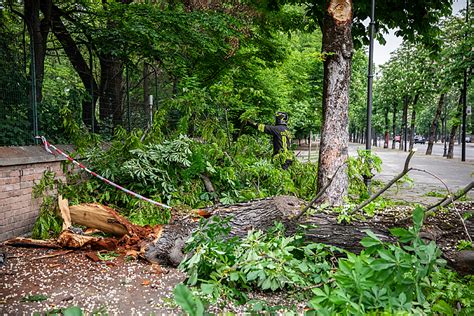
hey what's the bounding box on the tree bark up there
[143,62,149,115]
[7,197,473,274]
[409,105,416,150]
[48,4,99,129]
[447,124,458,159]
[316,0,353,206]
[408,94,418,151]
[401,95,409,151]
[426,94,445,155]
[447,92,463,159]
[392,102,397,149]
[384,109,389,148]
[98,54,124,128]
[146,196,474,274]
[24,0,52,104]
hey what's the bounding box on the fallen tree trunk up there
[146,196,474,274]
[4,197,473,274]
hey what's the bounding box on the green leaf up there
[371,260,395,271]
[389,227,414,243]
[246,270,259,281]
[62,306,84,316]
[173,284,204,316]
[261,277,272,290]
[377,249,396,263]
[360,236,382,248]
[230,271,240,281]
[363,230,382,243]
[432,300,454,315]
[200,283,214,295]
[412,206,424,231]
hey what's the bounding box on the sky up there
[373,0,467,66]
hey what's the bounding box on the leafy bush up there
[179,217,339,302]
[177,206,473,315]
[308,206,471,315]
[61,131,319,215]
[348,148,382,199]
[32,171,63,239]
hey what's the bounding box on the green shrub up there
[31,171,63,240]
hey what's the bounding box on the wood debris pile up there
[5,197,163,261]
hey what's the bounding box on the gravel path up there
[0,246,185,315]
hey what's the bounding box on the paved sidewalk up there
[296,143,474,205]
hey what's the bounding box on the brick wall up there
[0,146,71,241]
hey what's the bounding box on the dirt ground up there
[0,245,303,315]
[0,246,185,315]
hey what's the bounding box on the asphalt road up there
[296,142,474,202]
[384,141,474,159]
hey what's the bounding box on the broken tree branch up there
[294,162,347,221]
[31,250,73,260]
[410,168,451,197]
[426,181,474,243]
[426,181,474,213]
[354,150,416,212]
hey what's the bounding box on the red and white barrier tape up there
[35,136,172,209]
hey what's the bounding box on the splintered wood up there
[5,199,162,261]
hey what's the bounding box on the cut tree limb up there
[58,195,72,230]
[5,202,162,258]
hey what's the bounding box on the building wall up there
[0,146,70,241]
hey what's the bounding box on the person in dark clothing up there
[250,112,293,169]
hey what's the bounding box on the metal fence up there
[0,56,164,147]
[0,38,34,146]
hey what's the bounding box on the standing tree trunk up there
[372,127,377,147]
[392,102,397,149]
[98,54,124,128]
[384,108,389,148]
[409,94,419,151]
[426,94,445,155]
[401,95,409,151]
[143,62,149,116]
[447,125,458,159]
[24,0,52,104]
[447,92,463,159]
[48,4,99,130]
[317,0,353,206]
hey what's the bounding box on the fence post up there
[30,35,38,144]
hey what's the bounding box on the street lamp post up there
[443,95,447,157]
[461,0,469,162]
[364,0,376,195]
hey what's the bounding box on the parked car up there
[414,135,426,144]
[466,136,472,143]
[394,135,401,143]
